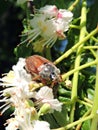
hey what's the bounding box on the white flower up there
[0,85,34,114]
[6,106,50,130]
[56,9,73,34]
[12,58,32,87]
[0,58,31,88]
[29,16,58,47]
[16,106,50,130]
[57,9,73,22]
[0,58,33,101]
[6,118,50,130]
[29,16,56,39]
[34,86,62,112]
[33,120,50,130]
[22,5,73,47]
[0,58,34,113]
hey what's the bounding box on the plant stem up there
[90,50,98,130]
[69,0,87,125]
[52,114,93,130]
[84,46,98,49]
[89,49,97,58]
[76,109,92,130]
[77,99,92,108]
[62,59,97,80]
[54,27,98,65]
[84,98,93,105]
[86,31,98,43]
[91,36,98,43]
[70,24,80,29]
[66,113,93,129]
[83,46,98,58]
[68,0,80,11]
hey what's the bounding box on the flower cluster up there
[22,5,73,48]
[0,58,62,130]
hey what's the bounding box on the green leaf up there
[41,114,59,129]
[14,42,33,58]
[58,96,71,102]
[58,87,71,97]
[81,119,91,130]
[53,105,68,126]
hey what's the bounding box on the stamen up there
[43,35,57,47]
[1,104,11,114]
[20,29,41,45]
[0,102,10,109]
[0,97,8,102]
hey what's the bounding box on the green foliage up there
[14,42,33,58]
[81,120,91,130]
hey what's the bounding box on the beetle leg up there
[32,75,41,81]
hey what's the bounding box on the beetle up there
[25,55,62,86]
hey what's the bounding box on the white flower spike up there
[0,58,33,114]
[22,5,73,48]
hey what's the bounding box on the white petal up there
[5,118,19,130]
[39,5,58,18]
[46,99,62,112]
[35,86,54,100]
[34,86,62,112]
[33,120,50,130]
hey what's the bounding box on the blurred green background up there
[0,0,24,129]
[0,0,24,76]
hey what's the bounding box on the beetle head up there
[39,63,61,82]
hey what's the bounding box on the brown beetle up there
[25,55,62,86]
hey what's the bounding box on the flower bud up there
[38,103,51,116]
